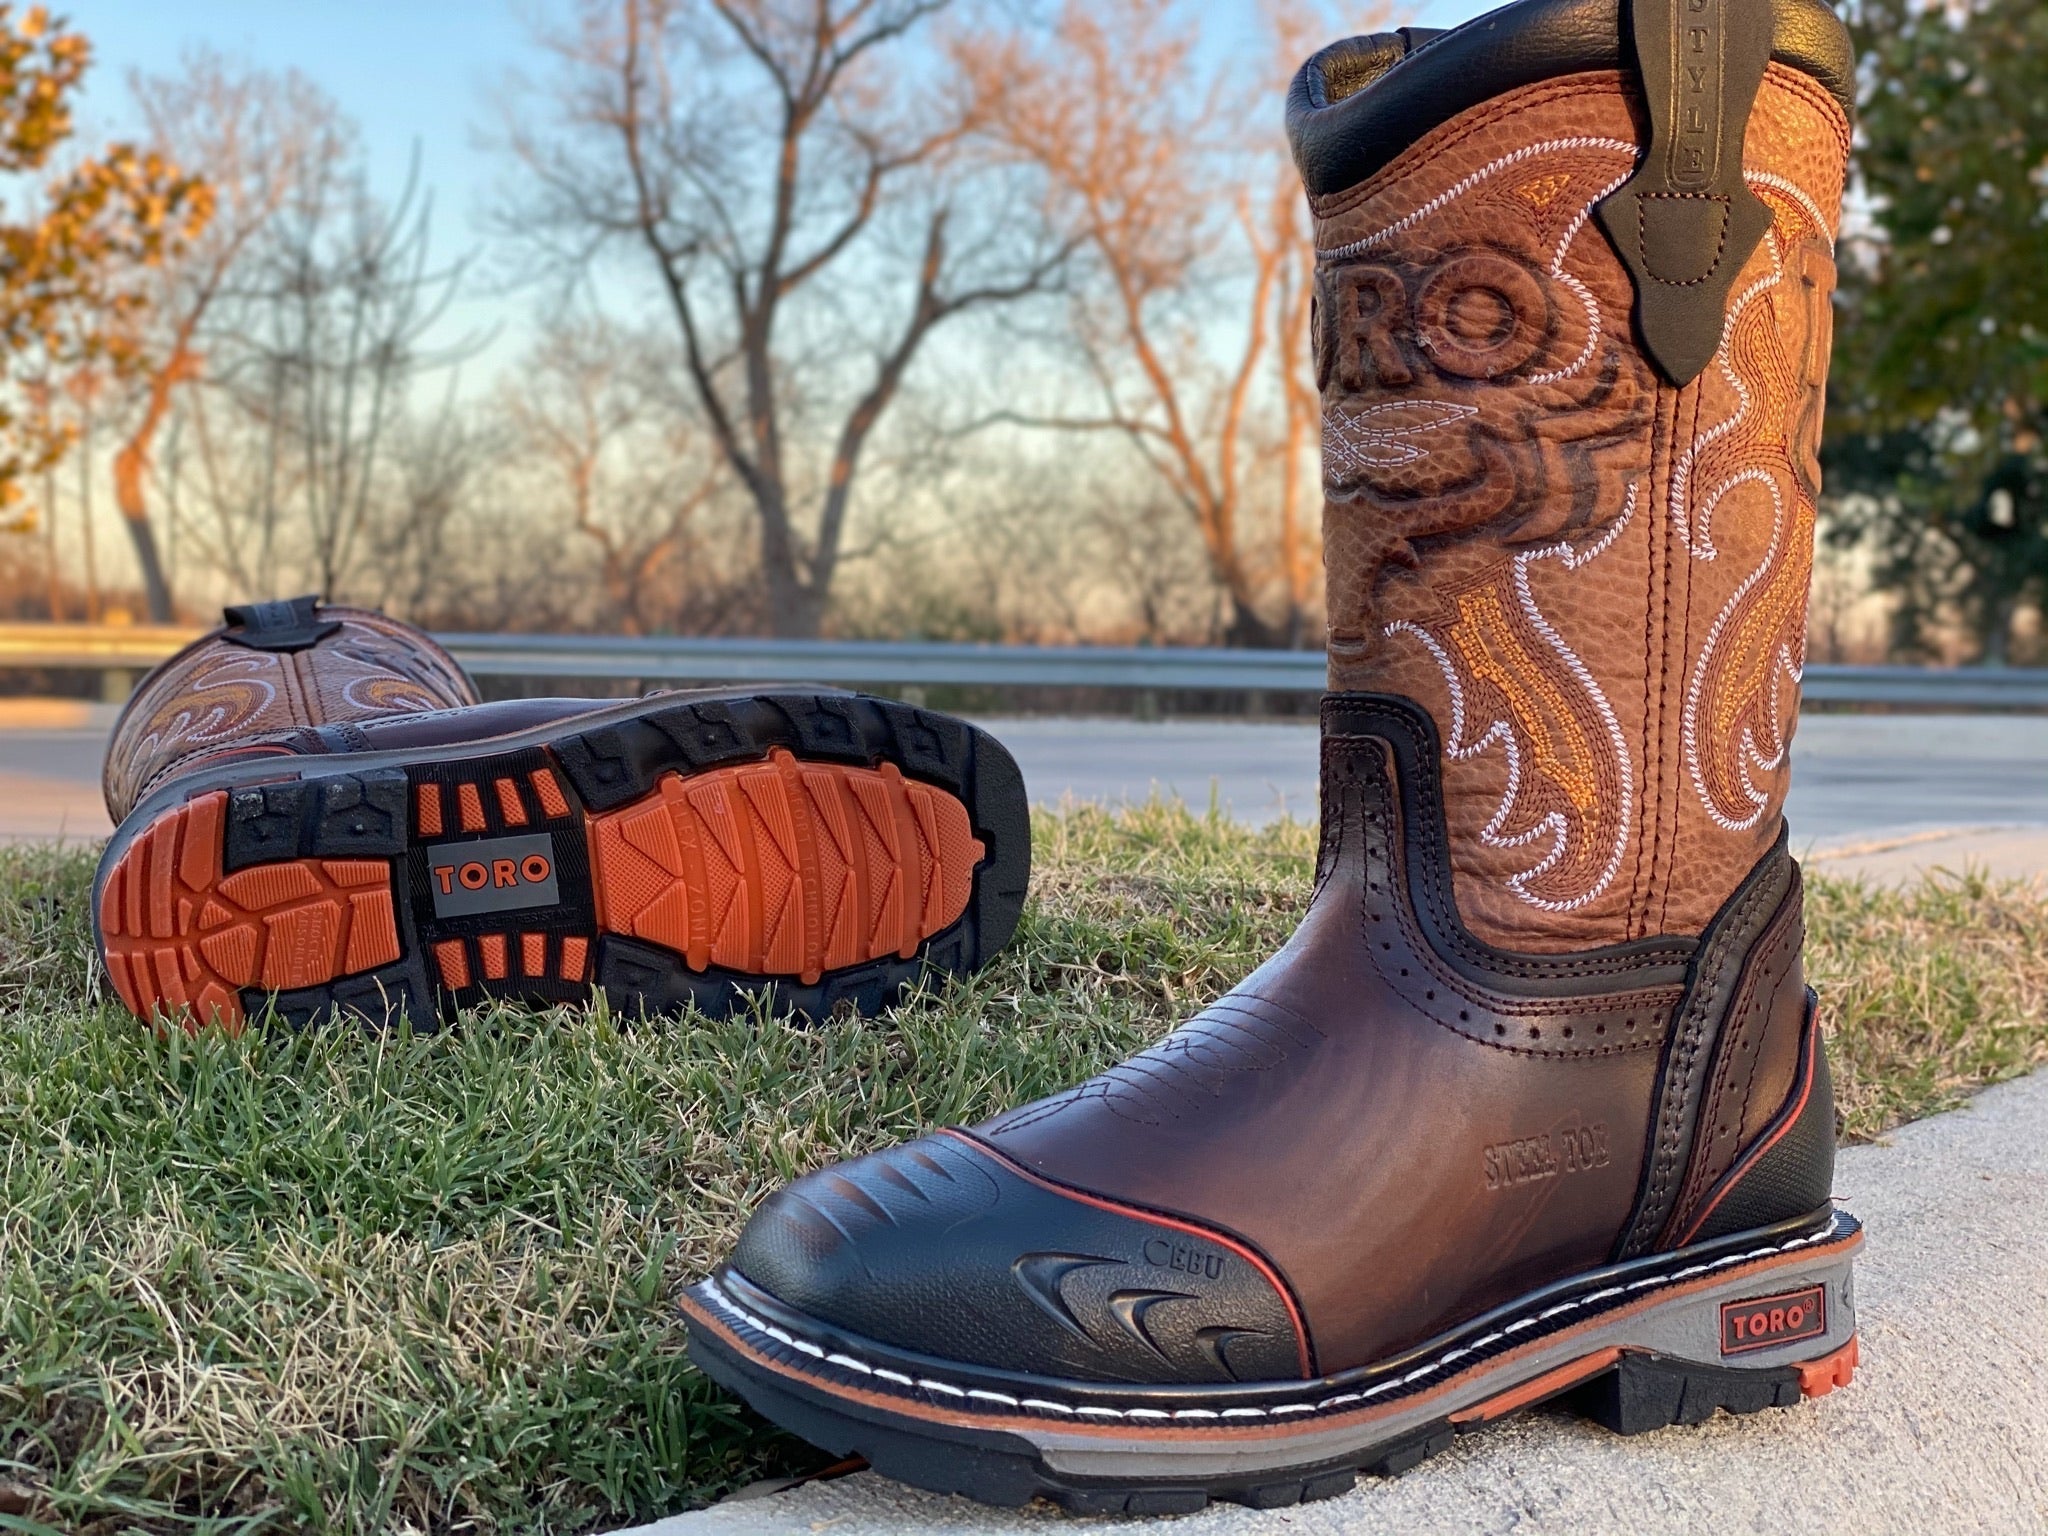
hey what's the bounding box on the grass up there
[2,805,2046,1534]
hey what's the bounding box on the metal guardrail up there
[3,622,2047,708]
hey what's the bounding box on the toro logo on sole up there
[1719,1283,1827,1355]
[426,833,561,918]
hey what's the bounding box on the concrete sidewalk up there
[624,1067,2048,1536]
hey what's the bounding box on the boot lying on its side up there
[682,0,1860,1511]
[94,597,1028,1031]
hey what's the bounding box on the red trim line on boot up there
[940,1127,1315,1377]
[1672,998,1822,1248]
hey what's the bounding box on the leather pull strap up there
[220,594,343,653]
[1594,0,1775,386]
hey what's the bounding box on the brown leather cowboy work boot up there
[680,0,1858,1511]
[95,596,1027,1032]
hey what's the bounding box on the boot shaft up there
[1290,0,1851,951]
[104,596,479,825]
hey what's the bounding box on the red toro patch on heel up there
[1719,1283,1827,1355]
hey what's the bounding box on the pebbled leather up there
[1287,0,1853,197]
[1304,40,1849,952]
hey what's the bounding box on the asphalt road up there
[5,708,2047,874]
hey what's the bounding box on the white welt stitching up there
[700,1212,1848,1423]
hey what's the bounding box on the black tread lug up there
[595,935,925,1023]
[250,956,437,1032]
[552,720,674,811]
[957,721,1030,968]
[1303,1469,1362,1502]
[878,702,972,784]
[1565,1351,1803,1436]
[1360,1421,1455,1477]
[1126,1490,1209,1516]
[761,693,876,764]
[646,699,757,771]
[309,770,409,858]
[222,769,409,871]
[1240,1480,1306,1510]
[223,782,313,871]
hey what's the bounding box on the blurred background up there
[0,0,2036,662]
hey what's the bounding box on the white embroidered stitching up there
[1682,473,1797,832]
[1671,168,1832,554]
[1671,170,1834,832]
[1528,167,1636,386]
[1323,399,1480,478]
[1669,235,1782,555]
[1384,485,1639,912]
[700,1212,1847,1423]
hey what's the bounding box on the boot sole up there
[94,691,1029,1030]
[681,1208,1860,1514]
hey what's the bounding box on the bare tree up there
[503,0,1070,637]
[159,134,472,604]
[967,0,1334,647]
[504,314,739,634]
[105,57,344,619]
[249,155,469,597]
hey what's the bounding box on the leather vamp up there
[980,735,1667,1375]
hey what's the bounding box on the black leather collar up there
[1287,0,1854,199]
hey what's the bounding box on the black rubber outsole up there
[688,1322,1821,1516]
[681,1208,1859,1515]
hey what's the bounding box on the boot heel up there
[97,777,422,1034]
[1567,1334,1859,1435]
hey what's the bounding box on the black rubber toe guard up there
[727,1132,1308,1385]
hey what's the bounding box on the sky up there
[61,0,1500,387]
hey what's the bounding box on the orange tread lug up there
[1796,1335,1859,1399]
[496,778,528,826]
[531,768,571,819]
[345,890,402,972]
[416,782,443,836]
[587,756,980,985]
